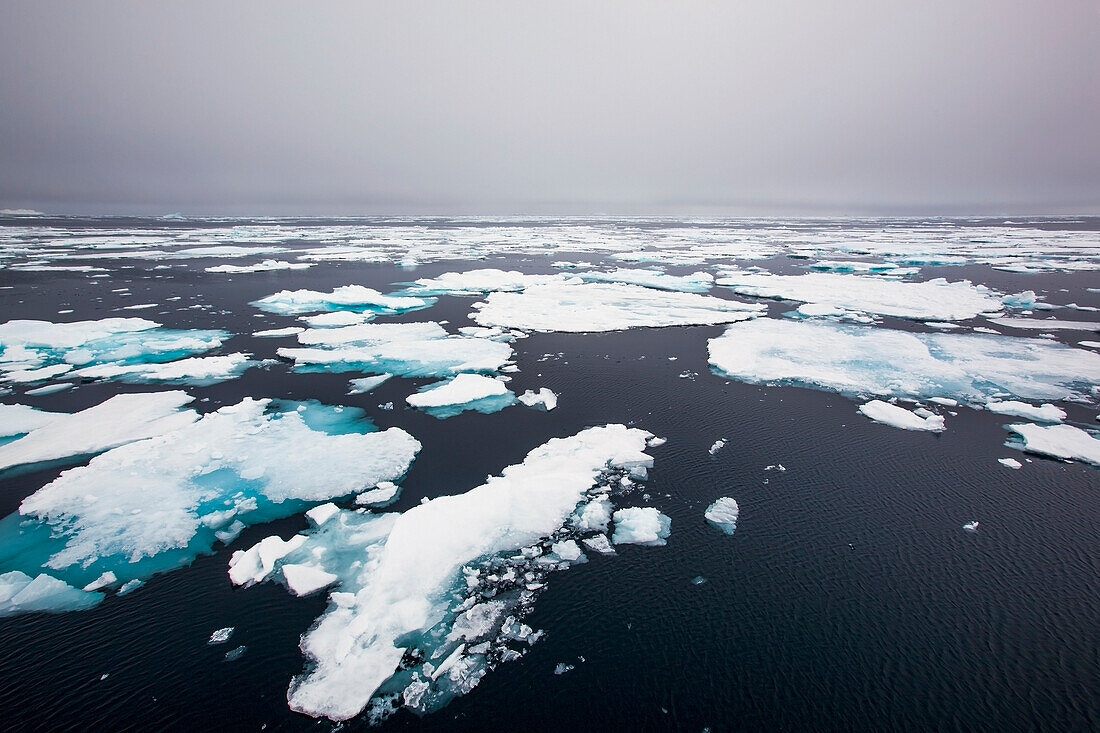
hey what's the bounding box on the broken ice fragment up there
[858,400,946,432]
[704,498,740,535]
[611,508,671,546]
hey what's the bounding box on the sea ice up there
[0,391,198,472]
[704,498,740,535]
[986,317,1099,332]
[208,627,234,644]
[611,507,671,546]
[403,269,562,295]
[348,374,392,394]
[406,374,516,418]
[716,271,1003,321]
[708,319,1100,405]
[470,281,763,333]
[300,311,373,328]
[206,259,312,273]
[242,424,655,721]
[0,399,419,612]
[0,570,101,616]
[0,403,63,438]
[518,387,558,410]
[997,458,1023,469]
[355,481,401,508]
[985,400,1066,422]
[708,439,727,455]
[252,286,431,316]
[1005,423,1100,466]
[71,353,256,385]
[576,268,715,293]
[857,400,946,432]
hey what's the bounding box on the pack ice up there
[716,271,1003,321]
[233,424,662,722]
[708,319,1100,405]
[277,321,514,377]
[471,281,763,333]
[0,399,420,615]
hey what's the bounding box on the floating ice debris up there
[378,401,394,410]
[572,497,612,533]
[764,464,786,472]
[1005,423,1100,466]
[858,400,946,432]
[791,302,875,323]
[582,534,616,555]
[406,373,516,418]
[253,326,304,338]
[72,353,256,385]
[807,260,919,276]
[355,481,401,508]
[470,281,763,333]
[986,317,1099,332]
[704,498,739,535]
[963,521,980,532]
[0,317,232,386]
[0,391,198,472]
[986,400,1066,422]
[647,436,667,447]
[553,663,575,675]
[305,503,341,527]
[0,399,419,613]
[117,579,143,595]
[716,271,1003,321]
[550,539,585,563]
[576,268,715,293]
[206,259,312,273]
[348,374,392,394]
[518,387,558,410]
[1080,341,1100,349]
[1001,291,1046,309]
[691,575,707,585]
[929,397,958,407]
[998,458,1023,469]
[300,311,373,328]
[708,439,727,455]
[0,571,101,616]
[281,564,340,597]
[252,286,431,316]
[241,424,654,721]
[82,570,117,592]
[278,321,514,377]
[612,507,671,546]
[209,627,235,644]
[224,646,247,662]
[709,319,1100,404]
[24,383,73,396]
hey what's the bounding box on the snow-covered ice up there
[985,400,1066,422]
[470,281,763,333]
[252,285,432,316]
[998,458,1023,469]
[858,400,946,432]
[0,399,419,612]
[611,507,671,546]
[704,498,739,535]
[716,271,1003,321]
[406,374,516,418]
[1005,423,1100,466]
[206,259,312,273]
[518,387,558,411]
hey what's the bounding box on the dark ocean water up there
[0,217,1098,731]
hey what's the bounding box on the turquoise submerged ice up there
[0,398,420,616]
[252,285,433,315]
[233,424,660,722]
[0,317,241,385]
[708,319,1100,405]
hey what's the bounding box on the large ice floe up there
[405,373,516,418]
[1005,424,1100,466]
[715,271,1004,321]
[252,286,432,316]
[0,317,249,386]
[0,399,419,615]
[857,400,946,432]
[277,321,514,377]
[708,319,1100,405]
[0,391,198,472]
[471,281,763,333]
[233,424,661,722]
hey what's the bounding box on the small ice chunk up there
[963,521,980,532]
[228,534,309,587]
[305,503,341,527]
[611,507,671,546]
[858,400,946,432]
[646,436,667,447]
[224,646,247,662]
[300,311,371,328]
[208,627,234,644]
[281,564,339,596]
[929,397,958,407]
[553,663,574,675]
[708,439,727,455]
[550,539,585,563]
[82,571,117,592]
[348,374,391,394]
[355,481,401,507]
[0,571,101,616]
[407,373,512,408]
[253,326,305,338]
[518,388,558,411]
[572,497,612,533]
[581,534,616,555]
[117,579,143,595]
[704,498,739,535]
[997,457,1023,469]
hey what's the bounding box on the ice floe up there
[252,286,432,316]
[704,498,739,535]
[71,353,257,385]
[0,403,63,438]
[348,374,392,394]
[403,269,562,295]
[0,570,101,616]
[206,259,312,273]
[997,457,1023,469]
[235,424,656,721]
[985,400,1066,422]
[986,317,1098,332]
[1005,423,1100,466]
[611,507,671,546]
[406,374,516,418]
[708,319,1100,405]
[575,268,715,293]
[518,388,558,411]
[0,391,198,472]
[0,399,419,612]
[858,400,946,432]
[278,321,514,377]
[716,271,1003,321]
[471,281,763,333]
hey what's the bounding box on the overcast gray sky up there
[1,1,1097,215]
